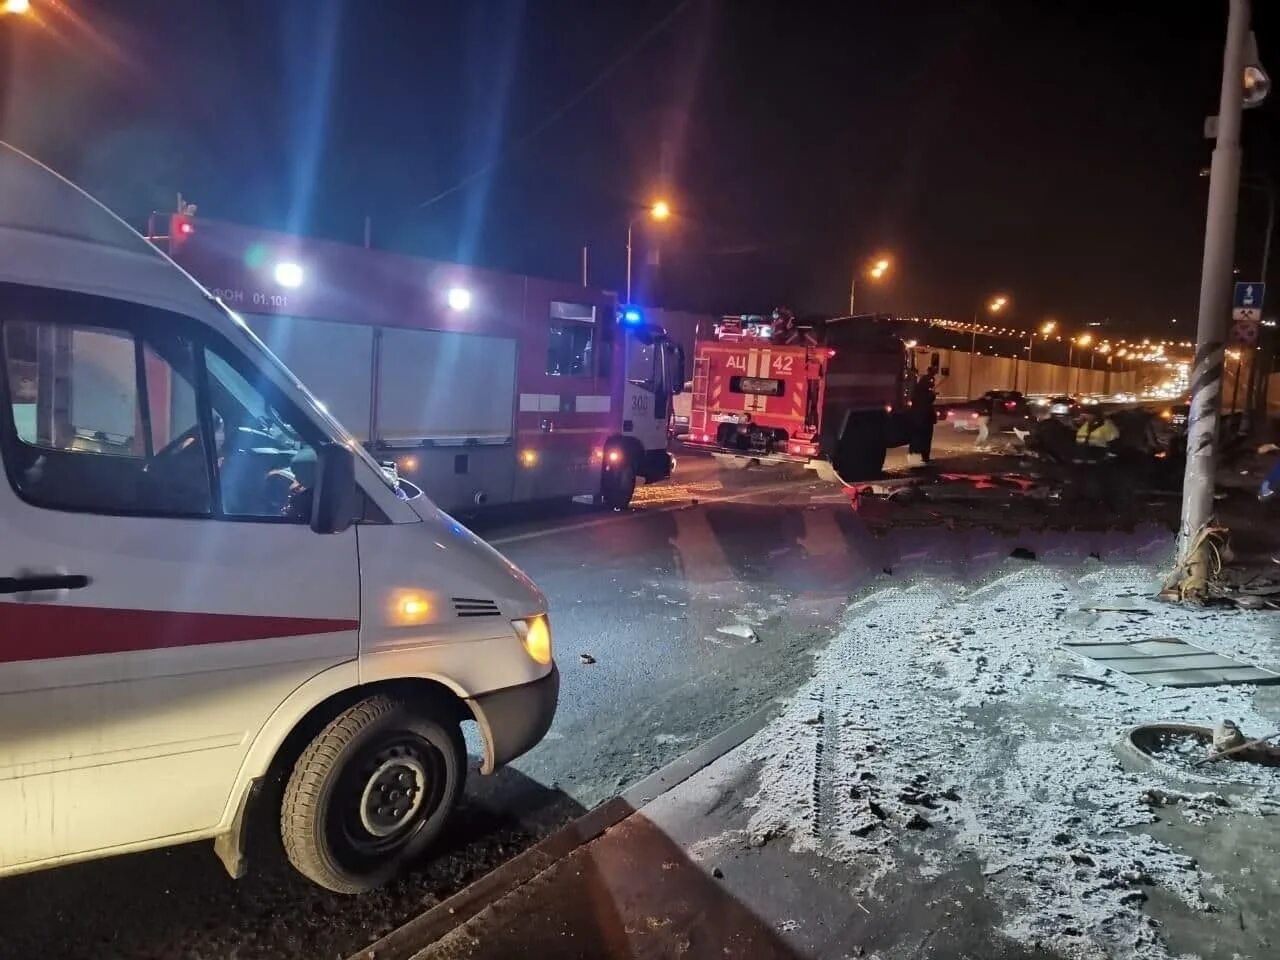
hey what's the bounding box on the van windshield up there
[212,299,399,494]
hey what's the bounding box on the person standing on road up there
[1075,410,1119,448]
[974,393,993,450]
[908,364,938,466]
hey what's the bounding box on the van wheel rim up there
[358,751,428,838]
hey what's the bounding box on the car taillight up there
[1004,401,1016,410]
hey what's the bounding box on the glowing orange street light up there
[625,199,673,303]
[2,0,31,13]
[848,254,892,313]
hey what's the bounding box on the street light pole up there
[1179,0,1250,567]
[625,219,634,304]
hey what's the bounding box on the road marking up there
[487,479,818,546]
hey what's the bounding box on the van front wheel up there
[281,695,465,894]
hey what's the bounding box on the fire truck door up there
[622,331,668,454]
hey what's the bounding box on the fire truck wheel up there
[601,459,637,509]
[280,695,465,894]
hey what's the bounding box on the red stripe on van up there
[0,603,358,664]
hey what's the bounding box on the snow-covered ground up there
[730,560,1280,960]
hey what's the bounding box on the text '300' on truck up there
[156,213,684,512]
[685,312,922,481]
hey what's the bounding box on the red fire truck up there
[154,214,683,513]
[685,312,919,480]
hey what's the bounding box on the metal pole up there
[967,315,977,399]
[1180,0,1250,564]
[625,220,634,304]
[1026,334,1035,394]
[582,245,589,287]
[1230,355,1243,411]
[848,273,857,316]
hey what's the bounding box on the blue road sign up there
[1234,281,1265,309]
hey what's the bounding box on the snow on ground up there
[736,559,1280,960]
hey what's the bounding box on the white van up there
[0,144,558,893]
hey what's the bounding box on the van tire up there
[600,459,636,509]
[280,695,465,894]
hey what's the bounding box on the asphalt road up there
[0,432,1064,960]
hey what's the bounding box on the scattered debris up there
[711,866,724,880]
[716,623,760,642]
[579,653,597,665]
[1008,547,1037,560]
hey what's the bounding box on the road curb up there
[348,704,777,960]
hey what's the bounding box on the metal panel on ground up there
[244,314,374,439]
[1063,637,1280,688]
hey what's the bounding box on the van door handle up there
[0,574,92,594]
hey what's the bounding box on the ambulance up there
[0,143,558,893]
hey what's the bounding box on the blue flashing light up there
[622,307,643,325]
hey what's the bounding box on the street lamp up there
[848,255,892,315]
[967,294,1010,399]
[625,199,671,305]
[1026,320,1056,393]
[1,0,31,14]
[1070,334,1093,394]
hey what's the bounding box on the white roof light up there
[274,261,304,288]
[447,286,472,311]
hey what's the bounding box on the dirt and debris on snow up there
[732,560,1280,960]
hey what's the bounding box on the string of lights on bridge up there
[891,316,1200,366]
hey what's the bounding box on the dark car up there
[1043,395,1081,419]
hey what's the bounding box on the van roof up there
[0,141,217,320]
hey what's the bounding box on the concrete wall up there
[917,345,1138,401]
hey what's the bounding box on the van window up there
[1,318,213,516]
[203,345,319,521]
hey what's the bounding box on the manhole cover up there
[1123,723,1280,788]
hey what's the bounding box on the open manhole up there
[1123,722,1280,788]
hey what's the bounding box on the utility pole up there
[581,245,589,287]
[1179,0,1250,567]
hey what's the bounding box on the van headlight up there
[512,615,553,666]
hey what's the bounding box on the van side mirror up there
[311,442,360,534]
[671,344,686,394]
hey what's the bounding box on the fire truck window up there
[0,315,212,517]
[626,336,656,386]
[546,323,594,376]
[202,346,318,521]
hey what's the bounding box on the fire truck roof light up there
[622,307,643,325]
[274,262,304,288]
[447,287,473,311]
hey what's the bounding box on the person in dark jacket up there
[908,365,938,465]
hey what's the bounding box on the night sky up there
[2,1,1277,335]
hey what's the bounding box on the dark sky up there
[2,1,1278,336]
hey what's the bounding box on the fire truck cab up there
[686,312,918,480]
